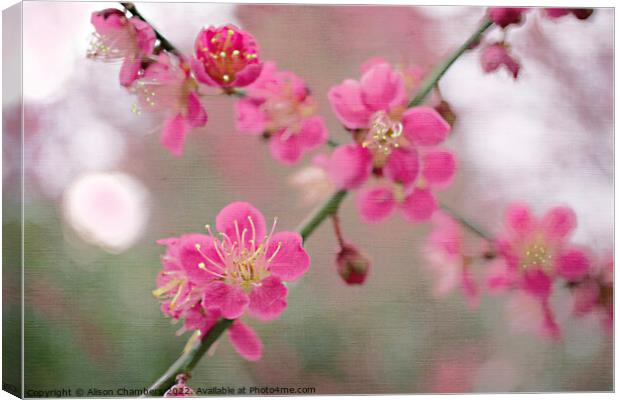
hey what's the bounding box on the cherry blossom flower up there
[488,7,528,28]
[486,203,591,339]
[154,202,309,361]
[191,24,263,88]
[288,154,334,206]
[326,60,455,223]
[424,211,480,308]
[88,8,156,87]
[132,53,207,156]
[235,62,328,164]
[480,43,520,79]
[570,253,613,333]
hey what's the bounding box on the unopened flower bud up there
[488,7,528,28]
[336,243,371,285]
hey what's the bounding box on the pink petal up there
[235,99,267,135]
[227,320,262,361]
[540,206,577,241]
[400,188,437,222]
[215,202,267,246]
[383,147,419,186]
[297,116,329,149]
[190,57,219,86]
[485,259,517,293]
[160,113,188,157]
[266,231,310,281]
[249,276,288,320]
[360,57,389,74]
[521,268,552,300]
[327,144,373,189]
[232,63,264,87]
[185,91,208,128]
[402,107,451,146]
[422,150,457,186]
[178,234,222,285]
[504,203,535,237]
[269,131,303,165]
[119,57,141,87]
[555,248,590,281]
[356,186,396,223]
[202,281,249,319]
[359,62,406,112]
[129,17,156,55]
[327,80,372,129]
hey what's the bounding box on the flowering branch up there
[121,2,181,56]
[136,10,496,396]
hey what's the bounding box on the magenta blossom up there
[480,43,520,79]
[326,60,455,223]
[235,62,328,164]
[132,53,207,156]
[88,8,156,87]
[488,7,528,28]
[424,211,480,308]
[154,202,309,360]
[191,24,263,88]
[486,203,591,339]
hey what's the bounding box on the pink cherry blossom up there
[486,203,591,339]
[191,24,262,88]
[488,8,528,28]
[88,8,156,87]
[234,62,328,164]
[571,253,613,333]
[424,211,480,308]
[480,43,520,79]
[326,60,455,223]
[132,53,207,156]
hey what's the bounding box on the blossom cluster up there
[480,7,594,79]
[154,202,310,360]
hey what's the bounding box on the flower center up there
[362,111,403,155]
[195,217,282,291]
[520,239,553,271]
[200,28,258,85]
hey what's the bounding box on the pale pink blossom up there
[424,211,480,308]
[288,154,334,206]
[486,203,591,339]
[235,62,328,164]
[88,8,156,87]
[191,24,262,88]
[132,53,207,156]
[480,43,520,79]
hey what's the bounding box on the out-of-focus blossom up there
[63,172,150,253]
[424,211,480,308]
[570,253,613,333]
[327,60,455,223]
[154,202,309,361]
[88,8,156,87]
[486,203,591,339]
[288,154,334,206]
[336,243,371,285]
[235,62,328,164]
[488,7,527,28]
[544,8,594,20]
[480,43,520,79]
[132,53,207,156]
[191,24,262,88]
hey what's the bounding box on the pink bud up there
[488,7,528,28]
[336,243,371,285]
[480,43,520,79]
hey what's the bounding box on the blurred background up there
[4,1,613,394]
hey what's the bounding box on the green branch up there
[408,19,493,108]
